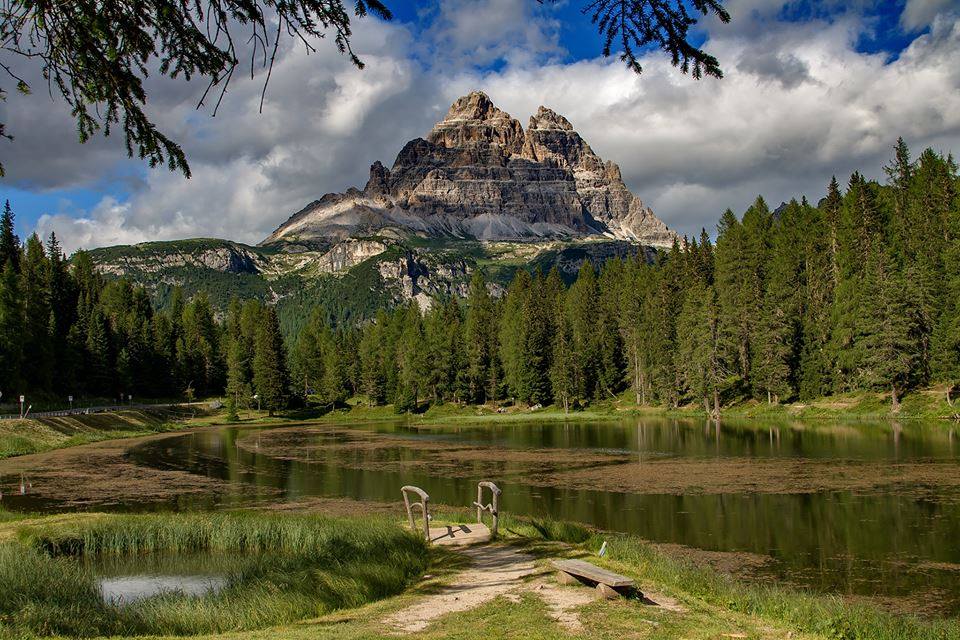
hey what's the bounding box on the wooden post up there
[401,485,431,542]
[474,481,501,537]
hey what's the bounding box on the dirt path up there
[383,544,602,634]
[384,545,539,633]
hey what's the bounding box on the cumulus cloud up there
[419,0,563,68]
[7,0,960,249]
[901,0,957,31]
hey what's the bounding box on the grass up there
[0,408,201,460]
[2,510,959,639]
[1,512,428,638]
[500,515,960,640]
[329,386,959,425]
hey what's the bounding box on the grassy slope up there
[0,408,199,460]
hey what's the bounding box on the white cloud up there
[10,2,960,248]
[419,0,562,68]
[901,0,956,31]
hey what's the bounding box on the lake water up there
[7,416,960,613]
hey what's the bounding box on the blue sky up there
[1,0,958,250]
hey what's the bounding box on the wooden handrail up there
[474,481,501,536]
[401,485,431,542]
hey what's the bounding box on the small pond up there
[88,553,231,605]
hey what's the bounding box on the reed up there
[1,513,428,638]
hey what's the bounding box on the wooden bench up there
[551,559,638,599]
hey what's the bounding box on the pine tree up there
[596,261,625,400]
[822,176,842,287]
[462,272,495,404]
[857,253,922,411]
[20,234,53,392]
[798,198,834,399]
[85,306,113,396]
[0,260,25,394]
[565,262,600,403]
[549,302,575,413]
[676,282,722,415]
[224,298,252,415]
[0,200,20,273]
[752,201,802,403]
[321,330,349,407]
[252,306,288,415]
[499,270,533,404]
[395,303,425,413]
[358,320,386,405]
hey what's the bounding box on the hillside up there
[88,235,656,335]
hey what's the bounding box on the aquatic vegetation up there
[0,513,428,637]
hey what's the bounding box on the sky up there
[1,0,959,253]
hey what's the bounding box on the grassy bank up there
[1,512,427,637]
[507,516,959,640]
[0,407,203,460]
[1,510,957,639]
[310,384,960,424]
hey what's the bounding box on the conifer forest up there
[1,141,958,415]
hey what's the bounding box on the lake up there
[5,416,960,614]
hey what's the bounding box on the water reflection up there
[8,416,960,612]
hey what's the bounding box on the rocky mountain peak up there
[527,106,574,132]
[263,92,678,248]
[427,91,524,154]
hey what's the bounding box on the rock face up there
[263,91,676,248]
[96,241,261,277]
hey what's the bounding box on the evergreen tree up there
[0,260,24,394]
[462,272,496,404]
[752,201,802,403]
[565,262,600,403]
[856,253,922,411]
[358,319,386,405]
[0,200,19,272]
[85,306,113,396]
[252,306,288,415]
[676,282,722,415]
[321,329,349,407]
[499,270,533,403]
[20,234,53,391]
[549,301,575,413]
[224,298,252,415]
[395,303,425,413]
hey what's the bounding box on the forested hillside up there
[1,140,957,414]
[0,207,234,405]
[285,140,960,414]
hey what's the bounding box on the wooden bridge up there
[401,481,500,546]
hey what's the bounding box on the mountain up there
[88,92,675,334]
[263,91,676,247]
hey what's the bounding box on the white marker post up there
[19,395,24,419]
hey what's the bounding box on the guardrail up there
[0,401,216,421]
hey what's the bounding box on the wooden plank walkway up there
[551,559,635,588]
[430,522,491,546]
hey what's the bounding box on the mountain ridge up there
[262,91,676,248]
